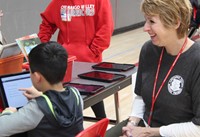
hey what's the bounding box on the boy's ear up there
[33,72,42,83]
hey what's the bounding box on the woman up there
[106,0,200,136]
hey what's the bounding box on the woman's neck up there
[164,37,193,56]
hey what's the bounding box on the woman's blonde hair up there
[141,0,192,38]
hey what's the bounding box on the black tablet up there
[64,83,105,95]
[92,62,135,72]
[0,71,31,109]
[78,71,126,83]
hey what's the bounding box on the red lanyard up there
[147,37,188,126]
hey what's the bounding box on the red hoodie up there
[38,0,114,62]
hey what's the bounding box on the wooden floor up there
[83,27,150,128]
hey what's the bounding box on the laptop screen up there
[0,42,22,59]
[0,71,32,109]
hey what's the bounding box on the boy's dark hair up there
[28,41,68,84]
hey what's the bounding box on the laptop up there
[0,71,32,109]
[0,42,22,59]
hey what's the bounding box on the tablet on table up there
[78,71,126,83]
[92,62,135,72]
[64,83,105,95]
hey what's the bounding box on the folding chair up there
[76,118,109,137]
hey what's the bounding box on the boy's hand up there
[1,107,17,116]
[4,107,17,113]
[19,86,42,100]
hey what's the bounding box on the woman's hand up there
[123,126,148,137]
[121,125,160,137]
[121,122,134,137]
[19,86,42,100]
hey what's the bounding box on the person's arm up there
[89,0,114,57]
[122,125,160,137]
[128,122,200,137]
[160,122,200,137]
[121,95,146,136]
[38,1,57,42]
[0,99,44,136]
[123,120,200,137]
[128,95,145,125]
[19,86,43,100]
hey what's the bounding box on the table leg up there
[114,92,121,123]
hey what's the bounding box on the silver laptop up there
[0,42,21,59]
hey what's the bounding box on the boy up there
[0,41,83,137]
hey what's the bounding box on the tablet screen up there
[92,62,135,72]
[64,83,105,95]
[78,71,126,83]
[0,71,31,109]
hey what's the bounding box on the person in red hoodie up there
[38,0,114,118]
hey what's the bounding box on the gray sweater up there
[0,86,83,137]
